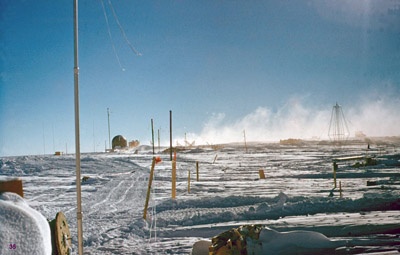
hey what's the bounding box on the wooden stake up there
[339,181,342,198]
[213,154,218,164]
[143,157,156,219]
[196,161,199,181]
[172,160,176,199]
[259,169,265,179]
[333,162,338,188]
[188,169,190,193]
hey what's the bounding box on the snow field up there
[1,141,400,254]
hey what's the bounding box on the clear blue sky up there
[1,0,400,156]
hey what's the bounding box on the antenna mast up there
[328,103,350,144]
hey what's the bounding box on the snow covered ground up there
[1,139,400,254]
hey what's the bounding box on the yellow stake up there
[143,157,156,219]
[259,169,265,179]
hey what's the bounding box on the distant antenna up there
[52,124,55,153]
[42,123,46,155]
[93,120,96,153]
[158,129,160,152]
[328,103,350,144]
[107,108,111,150]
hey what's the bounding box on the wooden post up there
[333,162,338,188]
[0,179,24,197]
[196,161,199,181]
[213,154,218,164]
[339,181,342,198]
[151,119,154,155]
[188,169,190,193]
[259,169,265,179]
[170,110,172,161]
[143,157,156,219]
[172,160,176,199]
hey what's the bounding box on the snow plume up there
[347,91,400,137]
[176,93,400,145]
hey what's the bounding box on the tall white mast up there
[73,0,84,254]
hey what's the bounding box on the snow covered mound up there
[192,226,346,255]
[0,192,52,255]
[258,227,344,254]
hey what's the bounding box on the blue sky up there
[1,0,400,156]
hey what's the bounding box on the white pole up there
[52,124,55,153]
[42,123,46,155]
[93,120,96,153]
[107,108,111,150]
[73,0,84,254]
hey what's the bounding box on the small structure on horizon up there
[280,138,303,145]
[328,103,350,144]
[129,140,140,148]
[355,131,366,139]
[112,135,127,149]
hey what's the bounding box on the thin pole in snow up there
[158,129,160,152]
[42,123,46,155]
[93,123,95,152]
[73,0,84,254]
[107,108,111,150]
[52,124,55,153]
[169,110,172,161]
[151,119,154,155]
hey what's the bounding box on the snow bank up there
[154,192,400,228]
[258,227,343,254]
[0,192,52,255]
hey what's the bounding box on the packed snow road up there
[1,140,400,254]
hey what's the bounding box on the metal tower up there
[328,103,350,144]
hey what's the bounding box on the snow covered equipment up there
[0,179,24,197]
[209,224,264,255]
[49,212,72,255]
[0,192,52,255]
